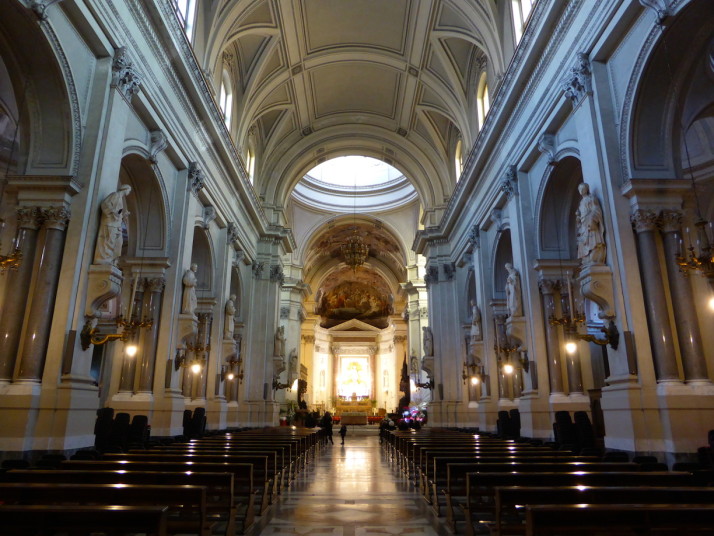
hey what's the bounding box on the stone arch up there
[0,1,78,175]
[118,154,168,256]
[536,156,583,259]
[626,0,714,180]
[492,228,513,300]
[191,227,215,297]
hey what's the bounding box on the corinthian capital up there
[112,47,142,102]
[630,209,659,233]
[561,52,592,106]
[41,206,71,230]
[16,207,41,230]
[658,209,682,234]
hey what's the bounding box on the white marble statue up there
[224,294,236,338]
[181,263,198,316]
[93,184,131,265]
[422,326,434,357]
[505,263,523,317]
[470,299,482,341]
[575,183,606,265]
[274,325,286,357]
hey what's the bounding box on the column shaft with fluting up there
[539,279,564,394]
[16,208,70,381]
[631,209,679,381]
[0,208,41,381]
[660,210,708,381]
[138,277,165,392]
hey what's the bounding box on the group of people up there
[320,412,348,445]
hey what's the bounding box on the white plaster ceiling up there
[202,0,504,215]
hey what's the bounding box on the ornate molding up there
[146,276,166,293]
[202,206,216,229]
[394,335,407,343]
[302,334,315,344]
[280,306,289,319]
[658,209,682,234]
[639,0,671,25]
[561,52,592,105]
[443,262,455,281]
[631,209,659,233]
[538,278,558,295]
[424,265,439,287]
[149,130,167,164]
[41,206,70,231]
[538,133,557,165]
[188,162,205,195]
[111,47,142,102]
[270,264,284,286]
[419,307,429,319]
[468,225,480,249]
[251,261,264,279]
[30,0,65,21]
[501,165,518,200]
[16,207,42,230]
[227,222,240,244]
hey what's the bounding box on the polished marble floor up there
[248,432,451,536]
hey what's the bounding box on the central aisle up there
[249,432,449,536]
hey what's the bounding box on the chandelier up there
[340,228,369,270]
[0,221,22,274]
[676,219,714,278]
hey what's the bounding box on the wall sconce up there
[0,220,22,274]
[564,320,619,353]
[462,361,480,384]
[80,315,152,352]
[223,357,244,383]
[174,348,205,373]
[272,377,290,391]
[415,375,434,390]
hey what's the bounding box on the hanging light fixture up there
[340,168,369,270]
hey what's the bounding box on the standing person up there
[339,423,347,445]
[321,412,333,445]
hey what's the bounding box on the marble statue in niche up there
[181,263,198,316]
[94,184,131,265]
[274,325,285,357]
[224,294,236,338]
[422,326,434,357]
[470,299,482,341]
[505,263,523,317]
[575,182,606,265]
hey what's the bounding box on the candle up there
[566,271,575,320]
[127,274,139,320]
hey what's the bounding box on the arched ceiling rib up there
[202,0,504,212]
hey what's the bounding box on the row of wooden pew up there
[382,427,714,535]
[0,426,325,535]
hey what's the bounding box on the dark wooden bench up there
[461,471,697,536]
[489,486,714,536]
[62,459,258,528]
[439,461,638,526]
[0,504,168,536]
[101,452,273,513]
[0,482,209,536]
[524,504,714,535]
[1,469,242,535]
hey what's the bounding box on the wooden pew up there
[101,452,273,513]
[439,461,638,526]
[491,486,714,536]
[61,460,259,526]
[1,469,242,535]
[461,472,697,536]
[524,504,714,535]
[0,504,168,536]
[0,482,209,536]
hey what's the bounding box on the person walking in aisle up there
[339,424,347,445]
[321,412,334,445]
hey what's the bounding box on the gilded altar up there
[336,398,371,415]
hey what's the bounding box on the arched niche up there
[118,154,167,256]
[0,1,77,174]
[191,227,215,296]
[537,156,582,258]
[628,0,714,178]
[228,264,243,322]
[466,268,477,318]
[492,229,513,299]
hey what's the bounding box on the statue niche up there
[316,281,392,329]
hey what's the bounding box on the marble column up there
[16,207,70,382]
[0,207,41,381]
[196,312,212,399]
[119,281,145,393]
[538,279,564,394]
[660,210,708,381]
[631,209,679,381]
[493,314,509,399]
[558,285,584,394]
[137,277,165,392]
